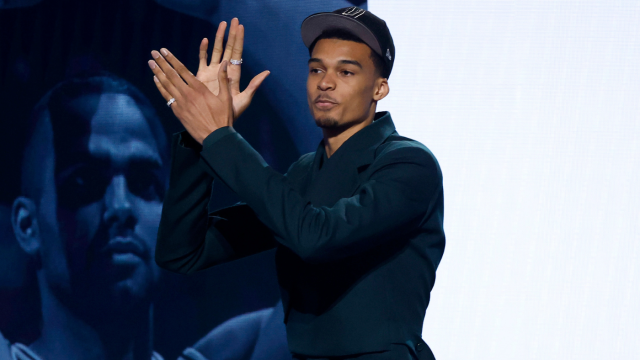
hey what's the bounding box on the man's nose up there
[103,175,136,230]
[317,73,336,91]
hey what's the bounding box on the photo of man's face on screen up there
[9,74,167,359]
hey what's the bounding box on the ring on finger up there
[167,98,176,107]
[230,58,242,65]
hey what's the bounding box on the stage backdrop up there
[371,0,640,359]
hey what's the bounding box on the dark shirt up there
[180,301,291,360]
[155,112,445,359]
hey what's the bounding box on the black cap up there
[301,7,395,78]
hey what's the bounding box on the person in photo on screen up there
[150,6,445,360]
[9,74,168,360]
[5,73,292,360]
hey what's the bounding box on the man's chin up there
[113,263,157,300]
[80,264,156,310]
[112,277,152,304]
[314,116,340,129]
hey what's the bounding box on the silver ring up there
[166,98,176,107]
[230,58,243,65]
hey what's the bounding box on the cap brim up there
[301,13,382,56]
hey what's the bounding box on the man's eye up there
[127,168,164,201]
[341,70,354,76]
[310,68,322,74]
[57,168,110,208]
[72,176,85,186]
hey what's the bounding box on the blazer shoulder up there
[284,152,315,179]
[375,134,442,177]
[295,152,316,166]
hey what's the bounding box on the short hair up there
[308,28,387,79]
[21,72,168,200]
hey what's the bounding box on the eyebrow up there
[338,59,363,69]
[56,151,162,175]
[308,58,363,69]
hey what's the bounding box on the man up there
[10,74,167,360]
[151,7,445,360]
[7,73,291,360]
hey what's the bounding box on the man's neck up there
[322,109,376,158]
[31,279,151,360]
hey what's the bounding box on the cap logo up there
[342,7,366,19]
[386,48,392,60]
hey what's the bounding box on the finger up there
[230,24,244,62]
[218,60,231,102]
[242,70,270,100]
[148,59,181,100]
[198,38,209,71]
[211,21,227,65]
[153,75,173,102]
[151,50,187,94]
[222,18,239,62]
[158,48,202,90]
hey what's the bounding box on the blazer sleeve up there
[199,127,443,264]
[155,131,275,275]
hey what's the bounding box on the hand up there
[197,18,270,120]
[148,48,234,144]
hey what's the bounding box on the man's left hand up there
[148,48,233,144]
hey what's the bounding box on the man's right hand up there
[197,18,270,120]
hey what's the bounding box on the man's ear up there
[373,77,389,102]
[12,196,41,256]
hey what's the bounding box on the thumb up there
[243,70,270,101]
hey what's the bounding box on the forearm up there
[199,129,438,264]
[155,132,235,274]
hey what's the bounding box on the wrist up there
[202,126,236,149]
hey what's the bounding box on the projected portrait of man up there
[6,73,291,360]
[10,74,168,360]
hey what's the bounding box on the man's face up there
[307,38,379,129]
[39,93,165,313]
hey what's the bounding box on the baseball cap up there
[301,6,395,78]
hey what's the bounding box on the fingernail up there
[161,48,168,56]
[154,75,159,82]
[148,60,156,69]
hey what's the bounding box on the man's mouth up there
[103,237,146,263]
[315,98,338,109]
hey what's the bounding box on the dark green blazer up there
[156,112,445,359]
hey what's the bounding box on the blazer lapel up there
[305,153,362,207]
[297,111,398,207]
